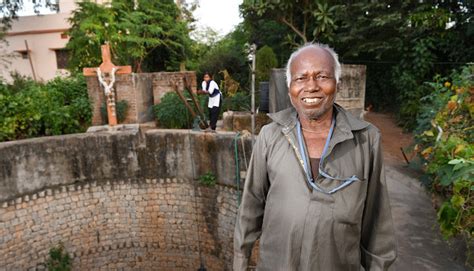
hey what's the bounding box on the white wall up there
[1,0,76,82]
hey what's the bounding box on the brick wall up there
[86,72,197,126]
[151,71,197,105]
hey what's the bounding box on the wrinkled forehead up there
[290,47,335,75]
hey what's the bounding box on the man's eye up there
[295,77,306,81]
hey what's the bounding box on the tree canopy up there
[241,0,473,129]
[66,0,193,73]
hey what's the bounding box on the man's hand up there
[196,89,208,95]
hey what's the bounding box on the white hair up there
[285,43,342,87]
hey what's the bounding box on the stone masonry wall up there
[0,178,238,270]
[335,64,367,118]
[0,130,250,270]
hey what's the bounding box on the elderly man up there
[233,43,397,270]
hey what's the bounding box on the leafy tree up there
[242,0,474,130]
[242,19,292,66]
[66,0,193,73]
[255,45,277,83]
[196,24,250,89]
[187,26,221,71]
[241,0,339,44]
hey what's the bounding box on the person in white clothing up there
[199,72,222,130]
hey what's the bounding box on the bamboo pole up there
[24,40,37,81]
[172,81,199,122]
[184,77,208,128]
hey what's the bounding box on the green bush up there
[100,100,129,124]
[256,45,278,84]
[414,65,473,266]
[46,243,72,271]
[153,92,208,129]
[0,74,91,142]
[198,171,216,187]
[222,92,251,112]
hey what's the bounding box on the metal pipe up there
[234,132,242,205]
[250,44,256,147]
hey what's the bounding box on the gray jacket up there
[233,105,397,271]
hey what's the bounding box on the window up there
[15,50,29,59]
[20,51,28,59]
[55,49,69,69]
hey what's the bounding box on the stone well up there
[0,129,251,270]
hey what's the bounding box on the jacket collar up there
[269,103,370,161]
[268,103,369,133]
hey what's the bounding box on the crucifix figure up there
[83,44,132,126]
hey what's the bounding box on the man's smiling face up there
[289,47,337,121]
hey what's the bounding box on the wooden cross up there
[83,44,132,126]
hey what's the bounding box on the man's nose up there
[304,76,320,92]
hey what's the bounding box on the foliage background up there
[66,0,193,73]
[0,0,472,265]
[414,65,473,267]
[240,0,474,130]
[0,74,91,142]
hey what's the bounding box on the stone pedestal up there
[335,64,367,119]
[222,111,271,134]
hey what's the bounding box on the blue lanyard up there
[296,115,360,194]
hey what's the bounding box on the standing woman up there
[201,72,222,131]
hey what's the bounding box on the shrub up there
[153,92,208,129]
[198,171,216,187]
[256,45,278,83]
[0,74,91,142]
[46,243,72,271]
[100,100,129,124]
[222,92,251,112]
[414,65,473,266]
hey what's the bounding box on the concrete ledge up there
[0,129,251,202]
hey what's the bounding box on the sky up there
[192,0,243,40]
[12,0,244,39]
[14,0,57,16]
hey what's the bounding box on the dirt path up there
[364,112,467,271]
[364,111,414,166]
